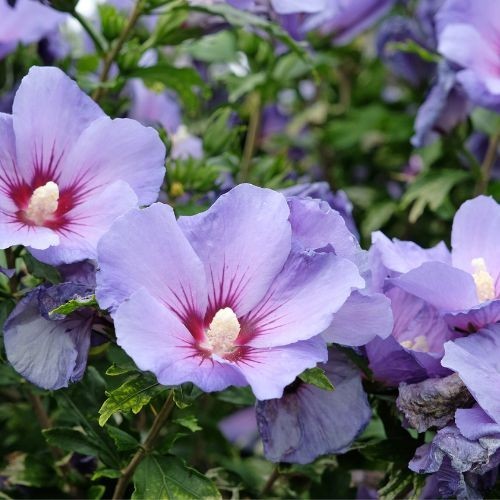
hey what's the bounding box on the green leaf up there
[23,253,61,283]
[105,363,136,377]
[183,31,237,63]
[91,468,122,480]
[127,64,205,111]
[98,375,162,426]
[401,169,470,223]
[106,426,139,451]
[298,367,334,391]
[88,485,106,500]
[471,108,500,136]
[49,294,98,317]
[132,455,221,499]
[174,415,202,433]
[188,3,308,60]
[360,200,398,237]
[43,427,102,457]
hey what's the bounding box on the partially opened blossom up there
[0,66,166,264]
[96,184,364,400]
[0,0,65,59]
[4,282,95,390]
[437,0,500,111]
[256,348,371,464]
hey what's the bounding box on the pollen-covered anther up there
[24,181,59,226]
[205,307,241,356]
[471,257,495,303]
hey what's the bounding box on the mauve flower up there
[256,348,371,464]
[0,66,166,264]
[96,184,364,400]
[4,282,95,390]
[302,0,396,44]
[0,0,65,59]
[437,0,500,111]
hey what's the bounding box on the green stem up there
[240,92,261,183]
[112,391,175,500]
[71,9,107,55]
[92,0,144,103]
[474,131,500,195]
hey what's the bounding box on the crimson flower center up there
[24,181,60,226]
[205,307,240,356]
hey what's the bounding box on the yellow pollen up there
[205,307,240,356]
[400,335,429,352]
[25,181,59,226]
[471,257,495,303]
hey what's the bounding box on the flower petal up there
[451,196,500,283]
[12,66,103,182]
[59,116,165,206]
[29,180,138,265]
[391,262,478,311]
[233,335,327,400]
[4,286,92,390]
[96,203,208,321]
[243,250,363,348]
[256,348,371,463]
[442,325,500,425]
[114,287,246,392]
[178,184,292,317]
[322,290,393,345]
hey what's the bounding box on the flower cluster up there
[2,0,500,498]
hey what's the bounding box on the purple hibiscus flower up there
[0,0,65,59]
[437,0,500,111]
[0,66,166,265]
[96,184,365,400]
[256,348,371,464]
[389,196,500,330]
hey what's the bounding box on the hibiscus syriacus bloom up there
[437,0,500,111]
[96,184,365,400]
[0,66,166,264]
[0,0,65,59]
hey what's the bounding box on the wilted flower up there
[96,184,365,399]
[0,66,166,264]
